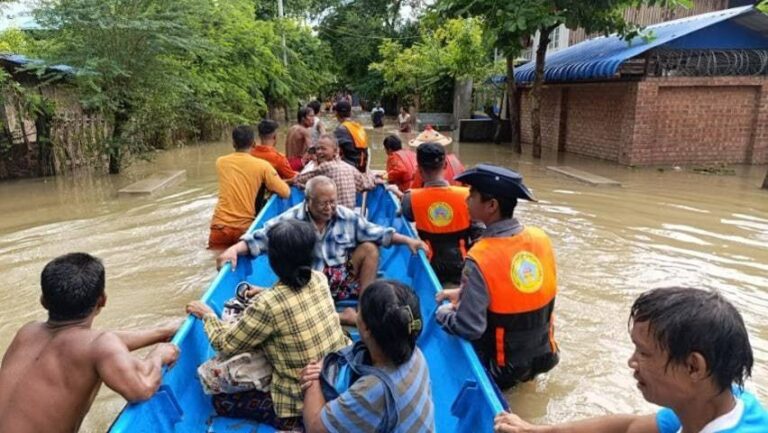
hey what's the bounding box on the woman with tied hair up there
[187,219,349,431]
[299,280,435,433]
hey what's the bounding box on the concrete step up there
[547,166,621,186]
[119,170,186,195]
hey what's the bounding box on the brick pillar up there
[626,81,659,166]
[750,84,768,164]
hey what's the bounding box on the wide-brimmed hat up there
[408,125,452,147]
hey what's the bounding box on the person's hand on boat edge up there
[299,359,323,392]
[494,411,539,433]
[405,237,428,255]
[154,342,181,370]
[216,240,249,271]
[435,288,460,305]
[159,318,184,341]
[186,301,215,320]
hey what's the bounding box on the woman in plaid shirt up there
[187,219,350,431]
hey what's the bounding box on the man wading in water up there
[0,253,180,433]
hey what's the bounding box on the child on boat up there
[300,280,436,433]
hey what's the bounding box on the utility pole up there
[277,0,288,66]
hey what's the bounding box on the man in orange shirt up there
[250,119,297,182]
[209,125,291,249]
[383,135,417,193]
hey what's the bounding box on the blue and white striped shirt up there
[241,203,395,270]
[321,348,435,433]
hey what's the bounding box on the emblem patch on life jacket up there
[510,251,544,293]
[427,201,454,227]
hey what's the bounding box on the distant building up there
[514,5,768,166]
[522,0,741,62]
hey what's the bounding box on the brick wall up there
[564,83,635,162]
[519,76,768,166]
[520,87,562,151]
[520,82,636,162]
[629,77,768,165]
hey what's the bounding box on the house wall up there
[519,76,768,166]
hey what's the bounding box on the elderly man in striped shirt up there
[217,176,427,324]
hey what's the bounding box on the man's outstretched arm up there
[94,333,179,402]
[113,320,180,351]
[494,412,658,433]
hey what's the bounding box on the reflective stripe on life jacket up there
[468,227,558,369]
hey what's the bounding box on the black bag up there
[320,341,399,433]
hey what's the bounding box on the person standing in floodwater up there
[0,253,180,433]
[333,100,369,173]
[208,125,290,249]
[285,107,315,172]
[435,164,559,390]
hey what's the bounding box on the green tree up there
[31,0,333,173]
[34,0,211,173]
[370,17,490,123]
[317,0,422,102]
[436,0,689,157]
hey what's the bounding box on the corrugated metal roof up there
[514,5,764,84]
[0,54,75,75]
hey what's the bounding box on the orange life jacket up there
[340,121,368,172]
[341,121,368,149]
[468,227,558,369]
[411,186,471,283]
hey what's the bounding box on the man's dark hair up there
[334,100,351,117]
[41,253,105,321]
[630,287,753,392]
[359,280,421,365]
[267,220,316,291]
[232,125,256,150]
[257,119,278,139]
[308,100,322,115]
[477,190,517,219]
[298,107,313,124]
[383,135,402,152]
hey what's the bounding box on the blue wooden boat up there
[109,185,505,433]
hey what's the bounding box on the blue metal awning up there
[513,5,768,84]
[0,53,76,75]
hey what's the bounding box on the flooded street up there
[1,118,767,431]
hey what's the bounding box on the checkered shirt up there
[202,270,350,418]
[294,158,375,209]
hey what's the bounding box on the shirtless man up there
[285,107,315,170]
[0,253,180,433]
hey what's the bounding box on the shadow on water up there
[0,115,766,430]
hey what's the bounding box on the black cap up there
[417,142,445,169]
[454,164,537,201]
[334,100,351,116]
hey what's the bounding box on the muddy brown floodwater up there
[1,115,766,432]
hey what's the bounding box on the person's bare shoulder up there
[89,330,127,361]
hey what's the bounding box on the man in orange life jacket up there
[383,135,417,193]
[435,164,559,389]
[402,143,472,285]
[333,100,369,172]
